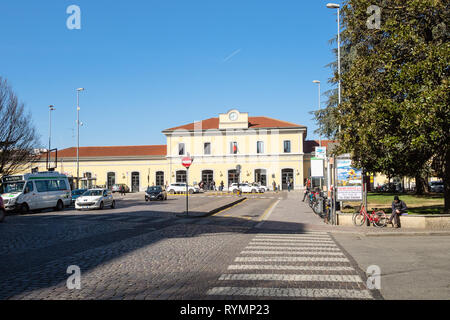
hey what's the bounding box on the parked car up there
[251,183,267,193]
[229,183,259,194]
[111,184,130,193]
[75,189,115,210]
[145,186,167,201]
[0,196,5,223]
[71,189,88,205]
[430,181,444,193]
[166,183,199,194]
[0,172,71,214]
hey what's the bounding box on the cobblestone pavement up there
[0,193,382,300]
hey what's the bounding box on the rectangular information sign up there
[311,158,324,177]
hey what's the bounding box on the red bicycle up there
[352,204,387,227]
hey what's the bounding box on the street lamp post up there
[76,88,85,189]
[327,3,341,132]
[48,105,55,152]
[327,3,341,225]
[312,80,321,147]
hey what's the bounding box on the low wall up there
[337,213,450,229]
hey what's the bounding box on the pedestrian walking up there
[302,178,311,202]
[388,195,407,228]
[272,181,277,192]
[220,181,224,192]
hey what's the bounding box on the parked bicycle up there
[352,204,387,227]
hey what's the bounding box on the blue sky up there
[0,0,340,149]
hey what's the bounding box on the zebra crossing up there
[206,232,375,300]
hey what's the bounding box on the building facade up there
[31,110,310,191]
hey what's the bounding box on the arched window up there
[107,172,116,189]
[156,171,164,186]
[176,170,187,183]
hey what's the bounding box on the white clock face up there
[229,112,238,121]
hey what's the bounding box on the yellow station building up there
[31,110,315,192]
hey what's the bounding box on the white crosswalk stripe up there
[207,287,373,299]
[252,236,332,240]
[244,246,340,250]
[219,274,362,282]
[227,265,355,271]
[240,250,345,256]
[206,232,375,300]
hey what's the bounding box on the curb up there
[321,230,450,237]
[205,197,248,217]
[175,197,248,219]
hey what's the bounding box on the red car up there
[0,196,5,223]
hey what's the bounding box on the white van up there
[0,172,71,213]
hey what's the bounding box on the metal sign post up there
[182,156,193,216]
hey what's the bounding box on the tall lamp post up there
[327,3,341,225]
[76,88,85,189]
[48,105,55,152]
[312,80,321,147]
[326,3,341,132]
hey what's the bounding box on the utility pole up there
[76,88,85,189]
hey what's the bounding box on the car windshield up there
[1,182,25,194]
[82,190,103,196]
[147,187,161,192]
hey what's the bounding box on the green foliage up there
[335,0,450,209]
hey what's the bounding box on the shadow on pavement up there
[0,195,328,300]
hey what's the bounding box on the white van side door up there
[33,180,50,209]
[21,181,36,210]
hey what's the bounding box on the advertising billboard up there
[336,159,362,201]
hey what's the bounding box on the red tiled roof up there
[43,145,167,158]
[304,140,337,154]
[164,116,305,131]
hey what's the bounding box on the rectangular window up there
[178,143,185,156]
[58,180,68,191]
[284,140,291,153]
[47,180,59,191]
[257,141,264,154]
[204,142,211,155]
[35,181,48,193]
[230,142,238,154]
[25,181,34,192]
[176,171,187,183]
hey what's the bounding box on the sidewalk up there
[257,191,450,237]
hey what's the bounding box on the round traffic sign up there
[182,157,193,168]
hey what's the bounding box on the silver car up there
[75,189,115,210]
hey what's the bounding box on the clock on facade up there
[229,112,238,121]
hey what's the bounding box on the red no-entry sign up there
[182,157,193,168]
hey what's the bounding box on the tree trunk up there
[444,154,450,214]
[415,173,426,195]
[444,180,450,214]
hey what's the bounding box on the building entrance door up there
[131,172,140,192]
[281,169,294,190]
[255,169,267,186]
[202,170,214,190]
[156,171,164,186]
[228,170,240,187]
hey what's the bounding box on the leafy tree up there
[0,77,40,177]
[334,0,449,212]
